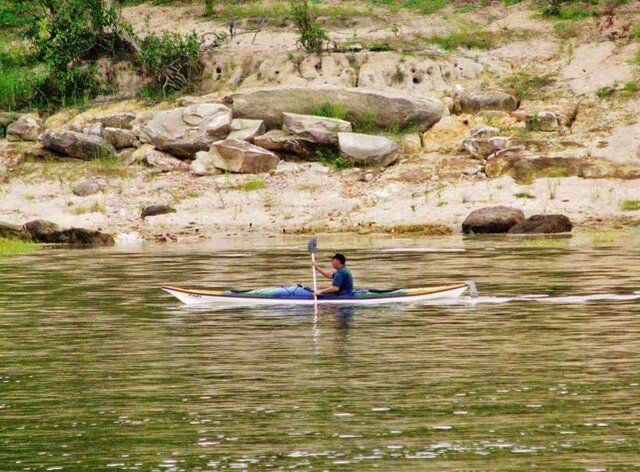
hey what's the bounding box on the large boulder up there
[0,112,21,131]
[7,114,43,142]
[227,87,448,130]
[40,130,116,160]
[140,103,232,158]
[338,132,399,167]
[509,214,573,234]
[55,228,115,246]
[87,112,136,130]
[282,113,352,145]
[102,127,140,150]
[454,91,518,114]
[485,155,583,183]
[227,118,265,142]
[132,144,189,172]
[190,151,218,176]
[21,219,114,245]
[253,130,323,160]
[0,221,29,240]
[210,139,280,173]
[22,220,61,242]
[462,206,525,234]
[461,137,511,159]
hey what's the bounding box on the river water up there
[1,233,640,471]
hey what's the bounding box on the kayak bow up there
[161,282,476,306]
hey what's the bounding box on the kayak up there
[161,282,476,306]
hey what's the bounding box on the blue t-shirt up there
[332,267,354,294]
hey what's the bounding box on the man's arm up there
[315,285,340,296]
[314,269,342,296]
[312,262,333,280]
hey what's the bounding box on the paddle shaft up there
[311,252,318,299]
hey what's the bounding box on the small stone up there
[141,205,175,218]
[73,181,101,197]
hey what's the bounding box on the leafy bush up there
[138,31,204,96]
[290,0,327,53]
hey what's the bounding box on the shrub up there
[290,0,327,53]
[138,31,205,96]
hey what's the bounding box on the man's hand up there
[313,289,321,296]
[311,261,318,270]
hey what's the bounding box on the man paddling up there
[312,253,354,296]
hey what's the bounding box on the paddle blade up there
[307,237,317,254]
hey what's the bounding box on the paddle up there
[307,237,318,312]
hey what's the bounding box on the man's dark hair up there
[332,253,346,265]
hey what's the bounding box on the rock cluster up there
[462,206,573,234]
[0,87,441,174]
[0,219,114,246]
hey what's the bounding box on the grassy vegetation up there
[311,101,420,139]
[514,191,535,199]
[619,199,640,211]
[500,72,556,100]
[596,81,638,100]
[542,2,597,20]
[90,154,128,177]
[426,30,496,50]
[316,148,352,170]
[73,201,106,215]
[0,238,40,256]
[312,102,348,121]
[237,178,266,191]
[553,21,580,39]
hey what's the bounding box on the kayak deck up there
[161,283,474,306]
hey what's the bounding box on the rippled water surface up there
[1,234,640,470]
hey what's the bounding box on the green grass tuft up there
[237,178,266,191]
[0,238,40,256]
[90,153,128,177]
[619,199,640,211]
[312,102,348,121]
[514,192,535,199]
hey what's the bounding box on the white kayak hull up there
[161,283,473,306]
